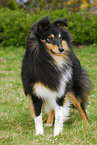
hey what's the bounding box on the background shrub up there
[0,8,32,46]
[6,0,19,10]
[0,8,97,47]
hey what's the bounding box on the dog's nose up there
[58,47,64,53]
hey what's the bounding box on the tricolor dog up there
[21,16,90,136]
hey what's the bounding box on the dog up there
[21,16,90,136]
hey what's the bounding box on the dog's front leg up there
[34,112,43,135]
[30,95,43,135]
[54,105,63,137]
[54,97,64,136]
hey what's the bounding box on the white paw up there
[36,127,44,135]
[54,126,63,137]
[34,113,44,135]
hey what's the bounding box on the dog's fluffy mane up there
[22,17,71,95]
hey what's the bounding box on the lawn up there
[0,45,97,145]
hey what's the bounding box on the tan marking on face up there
[69,92,88,122]
[45,43,59,54]
[29,96,36,118]
[46,40,69,54]
[62,40,70,51]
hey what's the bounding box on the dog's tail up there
[71,69,91,122]
[80,69,91,105]
[73,68,91,107]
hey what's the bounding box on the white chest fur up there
[33,67,72,113]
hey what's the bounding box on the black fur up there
[56,96,64,106]
[31,94,42,116]
[21,16,90,117]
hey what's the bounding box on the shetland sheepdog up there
[21,16,90,136]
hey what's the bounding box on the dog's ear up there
[53,18,68,27]
[36,16,50,33]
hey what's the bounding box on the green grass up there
[0,45,97,145]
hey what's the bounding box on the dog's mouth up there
[50,48,64,55]
[50,49,61,54]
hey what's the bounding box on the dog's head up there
[35,16,70,54]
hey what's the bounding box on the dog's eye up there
[49,34,54,40]
[50,36,54,40]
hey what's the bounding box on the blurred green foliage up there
[0,8,97,47]
[6,0,19,10]
[1,0,97,12]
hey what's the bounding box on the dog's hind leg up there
[69,92,89,122]
[29,95,44,135]
[78,102,89,122]
[45,110,54,127]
